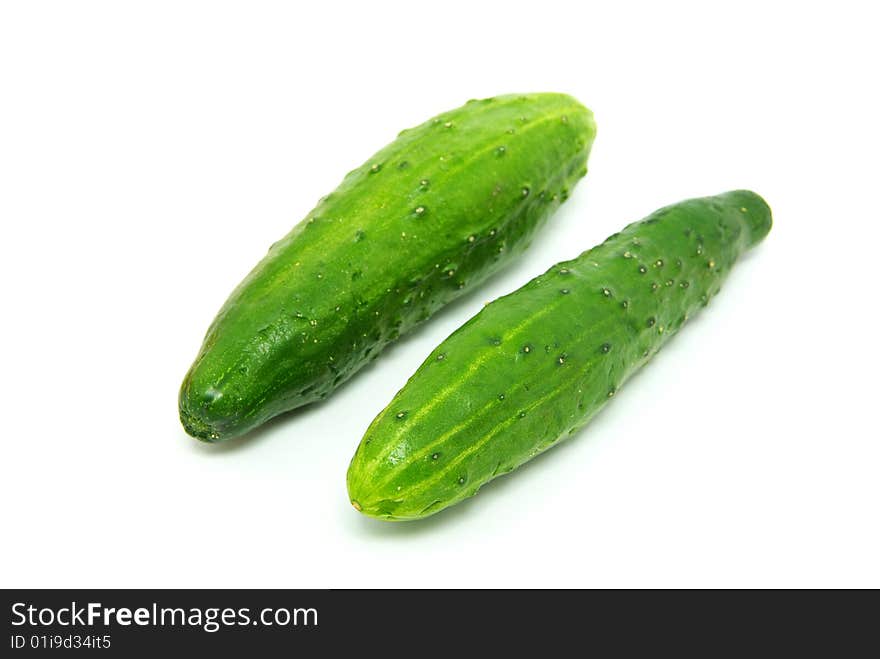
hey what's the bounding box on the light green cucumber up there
[179,93,595,441]
[347,190,772,520]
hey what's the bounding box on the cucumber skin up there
[179,93,595,441]
[347,190,772,520]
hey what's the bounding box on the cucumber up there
[180,93,595,441]
[347,190,772,520]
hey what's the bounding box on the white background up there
[2,1,878,588]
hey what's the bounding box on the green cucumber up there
[347,190,772,520]
[180,93,595,441]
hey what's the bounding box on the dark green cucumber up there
[347,190,772,520]
[180,93,595,441]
